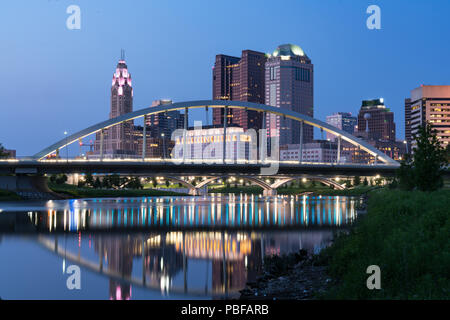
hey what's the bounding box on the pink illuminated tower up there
[95,50,136,157]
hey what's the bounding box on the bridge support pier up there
[189,188,207,196]
[0,175,63,199]
[263,189,277,196]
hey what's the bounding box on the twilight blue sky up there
[1,0,449,156]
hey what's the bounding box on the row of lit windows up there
[175,134,252,144]
[430,108,450,112]
[429,114,450,118]
[429,119,450,123]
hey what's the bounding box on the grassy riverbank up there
[208,184,376,196]
[0,189,22,201]
[208,185,264,194]
[318,188,450,299]
[48,183,189,198]
[278,185,376,196]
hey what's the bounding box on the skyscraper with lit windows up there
[265,44,314,145]
[405,85,450,149]
[95,51,136,157]
[212,50,266,131]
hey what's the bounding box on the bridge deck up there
[0,160,401,176]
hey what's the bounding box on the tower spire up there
[120,49,125,61]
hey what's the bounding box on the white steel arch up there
[33,100,398,165]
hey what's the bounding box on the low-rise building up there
[280,140,338,163]
[172,125,254,161]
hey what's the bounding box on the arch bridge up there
[165,175,346,196]
[33,100,399,166]
[0,101,401,195]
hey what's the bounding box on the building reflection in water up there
[17,194,358,299]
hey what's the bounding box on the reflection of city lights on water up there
[17,195,358,234]
[160,275,170,294]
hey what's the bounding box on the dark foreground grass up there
[49,183,189,198]
[317,189,450,299]
[0,189,22,201]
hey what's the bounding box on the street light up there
[161,133,166,159]
[64,131,68,162]
[404,140,409,154]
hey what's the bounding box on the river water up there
[0,194,359,300]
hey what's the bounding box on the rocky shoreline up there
[239,194,370,300]
[239,250,331,300]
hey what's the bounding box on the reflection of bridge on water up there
[8,194,358,298]
[37,229,336,299]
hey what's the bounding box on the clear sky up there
[1,0,449,156]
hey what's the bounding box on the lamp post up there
[161,133,166,160]
[64,131,68,162]
[404,140,409,154]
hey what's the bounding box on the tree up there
[126,177,143,189]
[398,123,447,191]
[353,175,361,186]
[374,177,383,186]
[93,177,102,189]
[55,174,67,185]
[151,178,157,188]
[446,145,450,163]
[84,173,94,187]
[0,143,8,158]
[165,180,170,188]
[108,174,121,189]
[345,180,352,188]
[102,176,111,189]
[397,154,415,190]
[363,177,368,186]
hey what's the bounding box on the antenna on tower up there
[120,49,125,61]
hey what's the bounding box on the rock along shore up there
[239,250,331,300]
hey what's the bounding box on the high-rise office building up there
[95,52,135,157]
[326,112,357,141]
[355,98,395,142]
[404,98,412,148]
[212,50,266,130]
[145,100,185,139]
[132,100,184,159]
[265,44,314,145]
[405,85,450,149]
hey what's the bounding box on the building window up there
[270,67,277,80]
[295,67,310,82]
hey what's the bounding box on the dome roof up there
[272,44,305,57]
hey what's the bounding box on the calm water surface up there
[0,194,359,300]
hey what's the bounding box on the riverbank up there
[48,183,189,198]
[240,251,330,300]
[209,185,376,196]
[240,188,450,299]
[0,189,22,201]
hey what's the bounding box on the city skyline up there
[2,1,450,156]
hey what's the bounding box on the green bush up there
[319,189,450,299]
